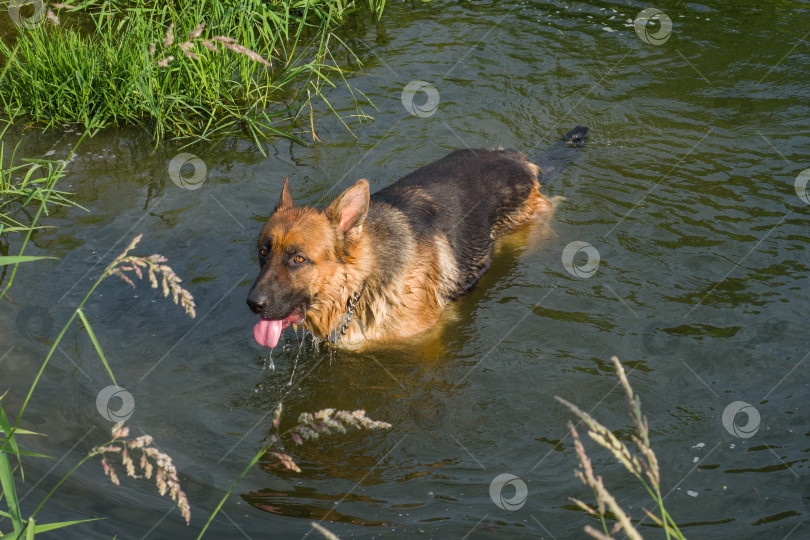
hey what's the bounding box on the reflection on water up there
[2,0,810,538]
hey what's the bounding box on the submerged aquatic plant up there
[556,356,686,540]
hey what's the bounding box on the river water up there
[1,1,809,538]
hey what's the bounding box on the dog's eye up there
[259,248,268,258]
[293,254,306,264]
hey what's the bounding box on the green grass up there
[0,135,84,234]
[0,0,382,147]
[0,123,87,299]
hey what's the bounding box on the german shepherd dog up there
[247,127,588,349]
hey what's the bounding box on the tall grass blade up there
[32,517,103,533]
[0,401,23,461]
[76,309,118,386]
[0,256,58,266]
[0,452,23,535]
[197,448,264,539]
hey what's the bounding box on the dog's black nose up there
[247,294,266,314]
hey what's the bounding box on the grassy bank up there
[0,0,382,146]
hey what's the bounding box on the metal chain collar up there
[327,282,366,343]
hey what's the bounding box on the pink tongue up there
[253,318,283,349]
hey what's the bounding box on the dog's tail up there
[534,125,589,183]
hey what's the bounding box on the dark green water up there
[2,1,810,538]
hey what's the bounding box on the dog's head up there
[247,177,369,348]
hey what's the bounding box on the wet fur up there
[247,148,557,349]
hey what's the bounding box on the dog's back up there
[371,148,546,297]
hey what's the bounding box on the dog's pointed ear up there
[275,177,294,211]
[326,179,370,241]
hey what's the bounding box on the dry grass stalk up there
[571,497,599,517]
[163,23,175,48]
[615,356,661,487]
[103,234,196,318]
[556,396,645,480]
[90,422,191,524]
[266,404,391,473]
[584,525,615,540]
[199,39,217,52]
[188,22,205,40]
[557,356,686,540]
[570,423,643,540]
[180,41,199,60]
[272,452,301,473]
[311,521,341,540]
[152,21,271,68]
[219,42,271,67]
